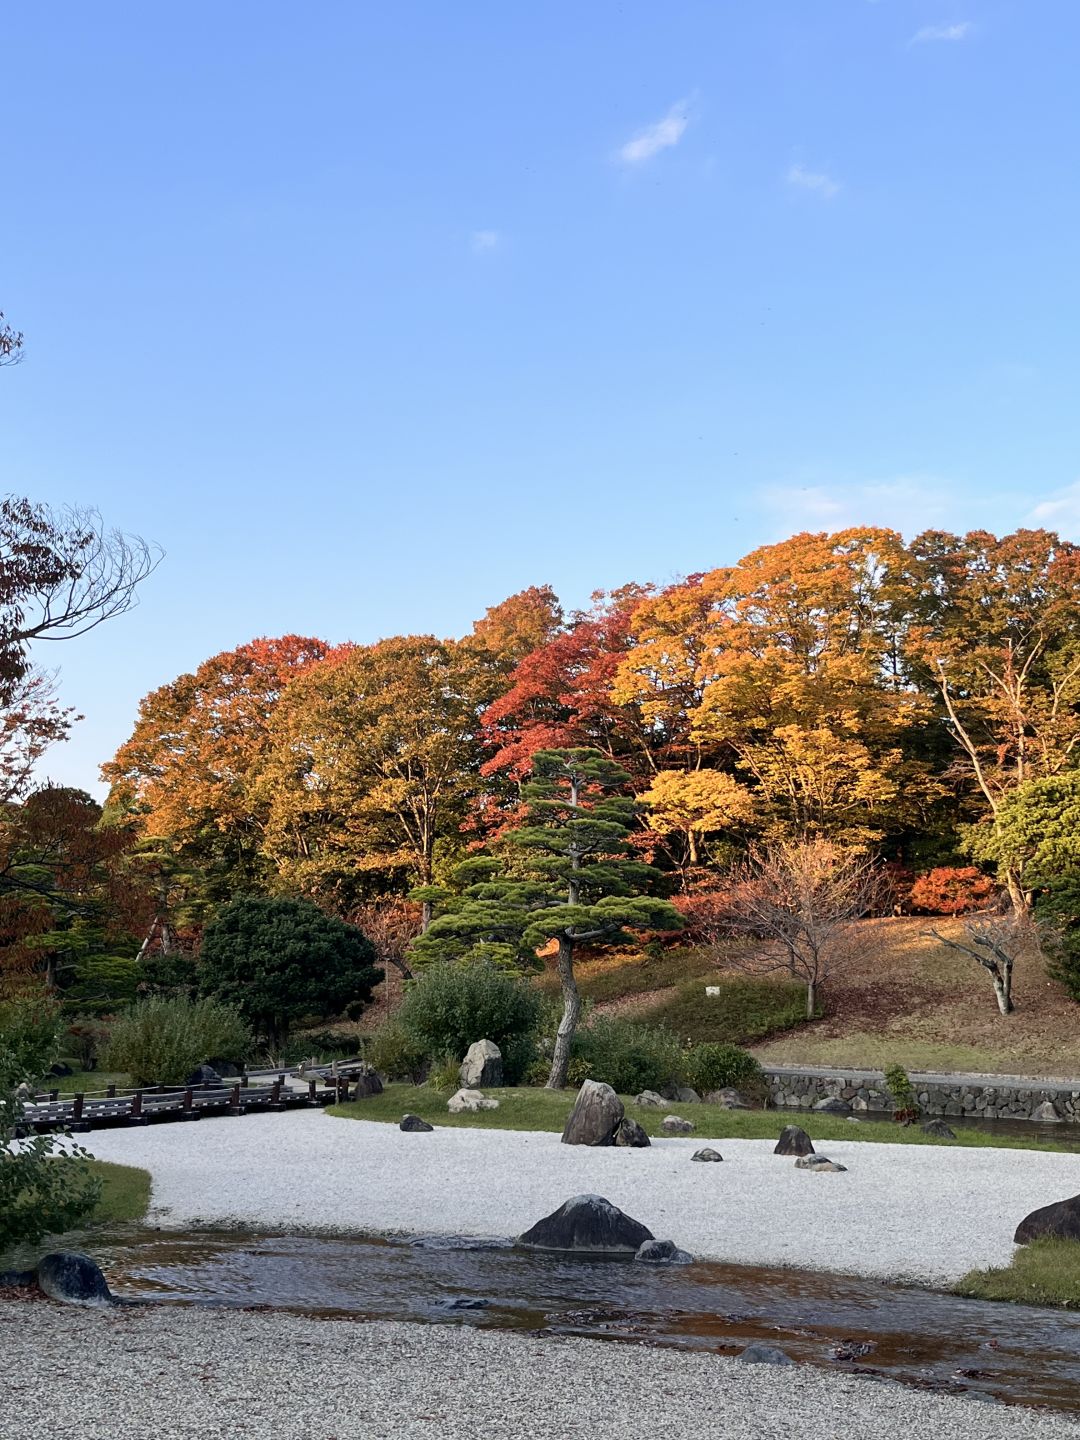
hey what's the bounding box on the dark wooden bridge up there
[17,1061,365,1136]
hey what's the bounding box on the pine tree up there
[413,748,683,1088]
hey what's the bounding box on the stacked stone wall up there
[764,1067,1080,1122]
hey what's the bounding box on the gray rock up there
[704,1087,749,1109]
[36,1252,113,1307]
[691,1147,723,1162]
[813,1097,852,1115]
[447,1088,499,1114]
[739,1344,795,1366]
[352,1064,384,1100]
[460,1039,503,1089]
[562,1080,624,1146]
[185,1063,223,1087]
[921,1119,956,1140]
[614,1116,650,1148]
[400,1114,434,1132]
[1015,1192,1080,1244]
[774,1125,815,1157]
[795,1154,847,1172]
[1032,1100,1063,1123]
[518,1194,653,1253]
[661,1114,695,1135]
[634,1090,669,1108]
[635,1239,693,1265]
[674,1086,701,1104]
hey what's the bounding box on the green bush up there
[683,1042,762,1095]
[884,1063,920,1122]
[573,1016,684,1096]
[100,995,252,1085]
[397,961,543,1083]
[1037,875,1080,1002]
[366,1020,430,1083]
[646,976,813,1046]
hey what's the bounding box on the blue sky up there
[4,1,1080,796]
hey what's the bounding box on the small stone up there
[739,1344,794,1366]
[1032,1100,1063,1124]
[460,1039,503,1089]
[813,1097,852,1115]
[661,1114,695,1135]
[795,1154,847,1172]
[691,1147,723,1162]
[447,1088,499,1114]
[400,1114,434,1132]
[703,1088,749,1109]
[674,1086,701,1104]
[634,1090,669,1108]
[774,1125,814,1157]
[921,1119,956,1140]
[635,1239,693,1265]
[614,1117,651,1148]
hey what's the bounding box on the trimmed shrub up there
[397,961,543,1083]
[573,1016,684,1096]
[647,976,812,1046]
[101,995,252,1085]
[366,1020,429,1083]
[683,1042,762,1095]
[909,867,997,916]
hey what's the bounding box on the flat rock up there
[674,1086,701,1104]
[739,1344,795,1366]
[518,1194,653,1253]
[634,1090,669,1109]
[661,1114,695,1135]
[813,1097,852,1115]
[691,1147,723,1163]
[400,1114,434,1132]
[1032,1101,1063,1124]
[795,1154,847,1173]
[635,1239,693,1265]
[460,1039,503,1089]
[1014,1193,1080,1244]
[921,1119,956,1140]
[562,1079,624,1146]
[36,1252,113,1307]
[447,1088,499,1114]
[774,1125,815,1157]
[614,1116,650,1148]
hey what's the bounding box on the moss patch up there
[955,1239,1080,1307]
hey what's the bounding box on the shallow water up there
[89,1226,1080,1412]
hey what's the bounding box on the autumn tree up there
[904,529,1080,909]
[640,768,754,871]
[413,749,683,1088]
[103,635,329,898]
[260,636,484,917]
[466,585,564,672]
[719,838,882,1018]
[926,906,1030,1016]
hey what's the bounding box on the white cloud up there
[760,475,958,535]
[618,100,691,165]
[910,22,972,44]
[786,164,841,200]
[1028,481,1080,537]
[470,230,501,254]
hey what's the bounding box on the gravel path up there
[5,1303,1080,1440]
[84,1108,1080,1284]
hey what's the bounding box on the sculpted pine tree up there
[414,748,683,1088]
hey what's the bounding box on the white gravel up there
[84,1108,1080,1285]
[4,1304,1079,1440]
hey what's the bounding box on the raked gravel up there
[3,1303,1080,1440]
[84,1107,1080,1284]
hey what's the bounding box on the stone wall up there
[763,1065,1080,1123]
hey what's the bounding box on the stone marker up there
[1014,1193,1080,1244]
[614,1116,650,1148]
[447,1088,499,1114]
[36,1252,113,1307]
[691,1147,723,1162]
[352,1063,384,1100]
[773,1125,814,1157]
[460,1039,503,1089]
[519,1194,653,1253]
[562,1079,624,1146]
[400,1114,434,1132]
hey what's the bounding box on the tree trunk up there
[1004,867,1030,916]
[546,938,580,1090]
[805,978,817,1019]
[993,962,1014,1015]
[420,900,433,933]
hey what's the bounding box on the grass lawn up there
[50,1071,131,1095]
[328,1083,1080,1154]
[955,1239,1080,1307]
[88,1160,152,1226]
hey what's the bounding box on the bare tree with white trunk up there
[925,905,1031,1016]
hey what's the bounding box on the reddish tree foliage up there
[909,866,998,915]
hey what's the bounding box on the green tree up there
[413,749,683,1088]
[198,896,383,1048]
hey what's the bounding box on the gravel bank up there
[84,1109,1080,1284]
[4,1302,1079,1440]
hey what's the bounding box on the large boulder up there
[674,1087,701,1105]
[447,1088,499,1114]
[1032,1100,1063,1124]
[1014,1193,1080,1244]
[460,1040,503,1089]
[614,1117,650,1148]
[352,1063,384,1100]
[774,1125,814,1157]
[36,1252,113,1307]
[519,1194,653,1253]
[185,1063,223,1087]
[562,1080,624,1146]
